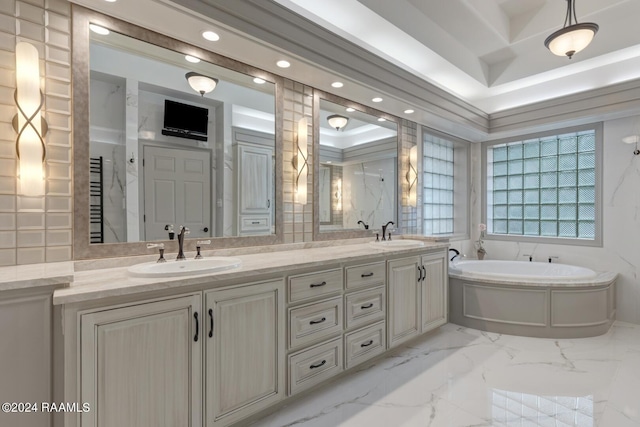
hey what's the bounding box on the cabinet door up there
[206,280,285,427]
[387,256,421,348]
[421,253,448,333]
[80,294,202,427]
[237,143,273,215]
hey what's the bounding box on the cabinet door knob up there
[203,227,209,232]
[309,360,326,369]
[309,317,326,325]
[194,312,199,342]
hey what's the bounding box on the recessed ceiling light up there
[89,24,110,35]
[346,107,355,112]
[253,77,266,84]
[378,118,386,122]
[404,109,414,114]
[372,97,383,103]
[331,82,344,88]
[276,60,290,68]
[104,0,117,2]
[185,55,200,63]
[326,161,332,164]
[202,31,220,41]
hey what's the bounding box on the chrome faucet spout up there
[176,226,190,260]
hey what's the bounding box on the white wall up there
[458,116,640,324]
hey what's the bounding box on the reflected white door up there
[144,146,211,241]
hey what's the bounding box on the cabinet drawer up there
[239,216,270,232]
[345,286,386,330]
[346,262,385,290]
[289,296,343,349]
[288,337,343,395]
[345,321,386,369]
[289,268,343,303]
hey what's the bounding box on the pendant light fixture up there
[327,114,349,131]
[544,0,598,59]
[185,72,218,96]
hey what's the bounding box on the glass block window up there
[486,129,597,240]
[423,137,454,235]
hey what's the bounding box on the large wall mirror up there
[73,6,283,259]
[313,92,400,240]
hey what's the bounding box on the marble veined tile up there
[251,323,640,427]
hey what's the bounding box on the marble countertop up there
[53,240,449,305]
[0,262,74,292]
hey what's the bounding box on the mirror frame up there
[312,90,402,241]
[72,6,284,259]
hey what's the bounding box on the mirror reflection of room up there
[88,28,275,244]
[318,99,397,232]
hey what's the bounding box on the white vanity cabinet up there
[204,280,285,427]
[79,294,203,427]
[387,249,448,349]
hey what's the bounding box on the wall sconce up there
[293,117,308,204]
[185,72,218,96]
[13,42,47,197]
[334,178,342,211]
[622,135,640,156]
[327,114,348,131]
[406,145,418,207]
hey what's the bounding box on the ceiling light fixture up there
[185,55,200,63]
[276,60,290,68]
[327,114,349,131]
[253,77,266,84]
[372,97,383,103]
[346,107,355,112]
[544,0,598,59]
[404,109,414,114]
[377,118,386,122]
[185,72,218,96]
[331,82,343,88]
[202,31,220,41]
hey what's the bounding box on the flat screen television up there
[162,99,208,141]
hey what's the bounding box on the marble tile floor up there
[251,322,640,427]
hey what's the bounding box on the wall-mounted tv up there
[161,99,208,142]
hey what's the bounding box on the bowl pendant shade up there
[545,24,598,58]
[327,114,348,131]
[185,72,218,96]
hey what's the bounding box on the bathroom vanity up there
[49,240,448,427]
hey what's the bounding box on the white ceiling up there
[273,0,640,113]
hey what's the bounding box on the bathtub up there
[448,260,617,338]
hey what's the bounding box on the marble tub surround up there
[0,262,74,292]
[248,322,640,427]
[54,239,449,305]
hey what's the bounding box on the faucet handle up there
[523,254,533,262]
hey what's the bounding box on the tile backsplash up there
[0,0,72,266]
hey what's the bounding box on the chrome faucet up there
[176,226,190,260]
[381,221,394,241]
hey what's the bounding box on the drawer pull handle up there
[361,272,374,278]
[361,340,374,348]
[251,221,260,224]
[309,317,326,325]
[194,312,199,342]
[309,281,327,288]
[208,308,214,338]
[361,303,374,309]
[310,360,326,369]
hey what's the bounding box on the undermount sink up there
[369,239,425,249]
[128,257,242,278]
